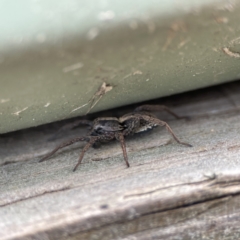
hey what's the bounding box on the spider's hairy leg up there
[134,104,183,119]
[138,114,192,147]
[40,137,89,162]
[49,119,93,141]
[116,132,130,168]
[73,136,98,172]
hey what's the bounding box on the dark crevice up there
[65,194,234,238]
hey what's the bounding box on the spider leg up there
[49,119,93,141]
[134,104,182,119]
[40,137,88,162]
[137,114,192,147]
[73,136,98,171]
[116,132,130,168]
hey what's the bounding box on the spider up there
[40,105,192,171]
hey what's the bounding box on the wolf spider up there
[40,105,192,171]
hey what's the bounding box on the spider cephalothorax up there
[91,117,123,137]
[40,105,192,171]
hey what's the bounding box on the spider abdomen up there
[135,121,158,133]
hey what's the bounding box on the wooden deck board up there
[1,81,240,239]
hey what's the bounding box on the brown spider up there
[40,105,192,171]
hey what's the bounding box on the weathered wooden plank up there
[1,81,240,239]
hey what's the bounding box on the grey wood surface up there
[1,81,240,239]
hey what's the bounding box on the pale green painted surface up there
[0,0,240,133]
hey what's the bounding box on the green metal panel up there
[0,0,240,133]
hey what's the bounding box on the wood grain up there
[1,81,240,240]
